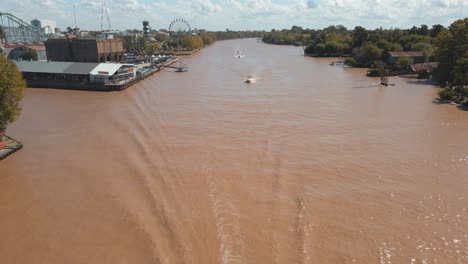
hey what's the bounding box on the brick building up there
[45,38,124,63]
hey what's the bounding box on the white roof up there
[89,63,133,76]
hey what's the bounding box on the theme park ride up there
[0,12,59,43]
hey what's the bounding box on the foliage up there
[145,43,160,55]
[344,57,357,66]
[0,55,26,132]
[352,26,368,47]
[19,48,38,61]
[122,35,148,52]
[392,57,413,70]
[354,42,382,67]
[0,26,5,39]
[182,35,204,50]
[438,88,456,100]
[434,18,468,85]
[411,42,434,61]
[201,33,216,45]
[430,24,445,38]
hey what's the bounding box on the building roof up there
[14,61,132,75]
[388,51,424,57]
[0,43,46,51]
[14,61,99,74]
[89,63,133,76]
[411,62,439,72]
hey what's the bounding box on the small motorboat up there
[245,75,256,83]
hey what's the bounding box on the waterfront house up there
[410,62,439,79]
[385,51,425,64]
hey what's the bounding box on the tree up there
[430,24,445,38]
[435,18,468,85]
[145,43,160,55]
[411,42,434,62]
[352,26,368,47]
[0,55,26,132]
[354,42,382,67]
[417,25,429,36]
[291,26,303,34]
[201,33,215,45]
[182,35,203,50]
[19,48,38,61]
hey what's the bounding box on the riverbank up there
[0,135,23,161]
[174,47,204,56]
[437,85,468,110]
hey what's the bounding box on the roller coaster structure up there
[0,12,57,43]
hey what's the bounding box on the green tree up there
[145,43,160,55]
[291,25,303,34]
[411,42,434,62]
[352,26,368,47]
[417,25,429,36]
[395,57,413,69]
[0,55,26,132]
[354,42,382,66]
[19,48,38,61]
[430,24,445,38]
[435,18,468,85]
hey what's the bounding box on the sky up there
[2,0,467,31]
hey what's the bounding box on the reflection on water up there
[0,39,467,263]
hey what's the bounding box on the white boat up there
[245,75,256,83]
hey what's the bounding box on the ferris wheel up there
[168,18,191,33]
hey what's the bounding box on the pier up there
[0,136,23,161]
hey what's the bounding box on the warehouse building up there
[45,38,124,63]
[14,61,135,90]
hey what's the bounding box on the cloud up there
[307,0,318,8]
[1,0,467,31]
[190,0,222,15]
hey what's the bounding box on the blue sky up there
[2,0,467,31]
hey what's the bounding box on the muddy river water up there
[1,38,467,263]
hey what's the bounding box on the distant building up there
[98,32,114,39]
[410,62,439,79]
[45,38,124,63]
[385,51,425,64]
[31,19,57,34]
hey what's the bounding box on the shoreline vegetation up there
[261,18,467,107]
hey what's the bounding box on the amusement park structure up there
[168,18,191,52]
[0,12,58,43]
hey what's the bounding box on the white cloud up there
[1,0,467,31]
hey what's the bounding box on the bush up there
[438,89,455,100]
[344,57,357,66]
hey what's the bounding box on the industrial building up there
[45,38,124,63]
[14,61,135,91]
[31,19,57,34]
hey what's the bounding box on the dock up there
[0,136,23,161]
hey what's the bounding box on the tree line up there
[262,19,467,87]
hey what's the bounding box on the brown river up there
[1,39,467,263]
